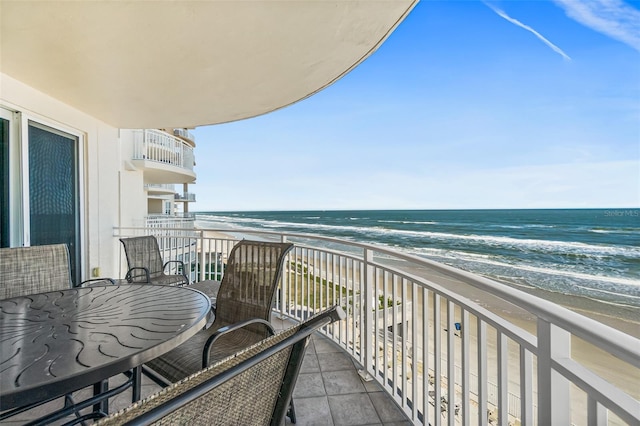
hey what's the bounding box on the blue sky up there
[192,0,639,211]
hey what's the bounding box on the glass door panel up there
[0,117,8,247]
[28,123,80,284]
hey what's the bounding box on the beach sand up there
[399,261,640,425]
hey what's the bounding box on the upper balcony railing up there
[174,192,196,202]
[173,128,195,143]
[132,129,195,172]
[113,226,640,426]
[144,214,195,229]
[144,183,175,192]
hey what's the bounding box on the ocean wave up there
[196,214,640,258]
[589,227,640,234]
[573,283,640,300]
[385,228,640,258]
[492,224,557,229]
[378,220,439,225]
[409,246,640,287]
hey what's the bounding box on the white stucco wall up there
[118,129,147,228]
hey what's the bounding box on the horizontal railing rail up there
[113,226,640,426]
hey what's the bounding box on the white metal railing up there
[144,215,195,229]
[112,226,640,426]
[173,128,195,142]
[174,192,196,202]
[132,129,195,171]
[145,183,175,192]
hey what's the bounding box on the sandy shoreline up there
[398,260,640,407]
[398,259,640,337]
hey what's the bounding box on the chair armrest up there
[202,319,276,368]
[78,278,116,287]
[163,260,189,284]
[125,267,150,283]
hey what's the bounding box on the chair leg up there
[287,399,296,424]
[132,366,142,402]
[93,380,109,414]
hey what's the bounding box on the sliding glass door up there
[28,123,81,283]
[0,108,82,284]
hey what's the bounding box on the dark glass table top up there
[0,284,210,410]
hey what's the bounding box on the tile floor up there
[2,316,412,426]
[289,331,412,426]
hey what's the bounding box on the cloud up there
[553,0,640,51]
[484,2,572,60]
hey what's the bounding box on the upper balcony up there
[131,129,196,184]
[112,226,640,426]
[173,128,195,145]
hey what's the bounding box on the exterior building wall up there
[118,129,148,228]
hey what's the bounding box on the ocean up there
[195,209,640,308]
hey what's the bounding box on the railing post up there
[587,397,607,425]
[198,230,205,282]
[537,319,571,425]
[279,235,288,318]
[359,248,374,381]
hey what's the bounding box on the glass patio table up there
[0,284,210,421]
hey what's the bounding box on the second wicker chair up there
[144,239,294,384]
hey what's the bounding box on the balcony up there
[174,192,196,202]
[132,129,196,184]
[112,226,640,426]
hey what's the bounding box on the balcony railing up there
[132,129,195,171]
[113,226,640,426]
[144,214,195,229]
[173,128,195,143]
[145,183,175,192]
[174,192,196,202]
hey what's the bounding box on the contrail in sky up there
[484,2,572,61]
[553,0,640,52]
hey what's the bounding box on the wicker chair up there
[143,240,294,385]
[119,236,189,286]
[96,306,345,426]
[0,244,114,299]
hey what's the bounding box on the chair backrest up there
[214,240,294,335]
[96,306,346,426]
[119,236,165,281]
[0,244,72,299]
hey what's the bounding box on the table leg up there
[132,366,142,402]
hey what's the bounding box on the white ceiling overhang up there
[0,1,417,129]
